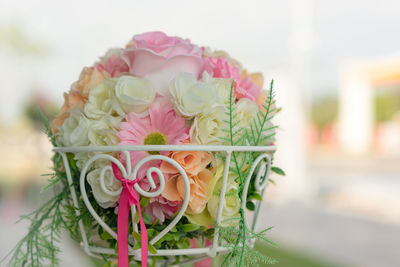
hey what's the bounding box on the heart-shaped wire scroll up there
[79,151,191,254]
[241,153,272,229]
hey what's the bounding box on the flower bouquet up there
[8,32,284,267]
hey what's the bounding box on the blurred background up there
[1,0,399,266]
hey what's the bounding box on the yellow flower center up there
[144,132,168,155]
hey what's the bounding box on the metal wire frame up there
[54,145,276,265]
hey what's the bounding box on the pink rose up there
[236,76,261,101]
[97,48,129,78]
[203,56,261,102]
[143,195,180,224]
[202,56,241,81]
[97,55,129,78]
[122,31,204,95]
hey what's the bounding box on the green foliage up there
[311,96,338,131]
[218,224,278,267]
[375,93,400,122]
[3,115,71,266]
[217,81,280,266]
[6,187,69,266]
[271,167,286,176]
[247,80,278,147]
[4,88,282,267]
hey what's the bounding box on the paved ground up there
[0,203,94,267]
[2,201,399,267]
[1,150,400,267]
[260,202,400,267]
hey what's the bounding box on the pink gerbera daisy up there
[117,102,189,222]
[118,101,189,154]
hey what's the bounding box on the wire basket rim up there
[53,144,277,153]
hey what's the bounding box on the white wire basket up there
[53,144,276,266]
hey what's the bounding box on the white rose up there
[88,118,120,146]
[207,166,240,226]
[169,72,218,117]
[87,167,122,209]
[235,98,259,129]
[190,106,228,145]
[115,76,155,115]
[60,108,90,146]
[234,98,275,145]
[202,71,233,106]
[84,79,125,119]
[74,117,121,169]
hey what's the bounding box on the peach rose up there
[162,169,213,214]
[161,149,214,214]
[71,66,110,98]
[160,150,213,176]
[256,89,269,113]
[256,89,276,115]
[51,90,85,134]
[241,70,264,88]
[122,31,204,96]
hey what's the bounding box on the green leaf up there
[185,210,212,227]
[181,224,200,232]
[162,233,176,241]
[139,197,150,208]
[66,152,77,170]
[134,212,139,224]
[133,241,141,250]
[176,238,191,249]
[132,231,141,242]
[147,228,155,239]
[250,193,263,201]
[148,244,158,255]
[271,166,286,176]
[142,212,152,225]
[151,219,160,227]
[246,201,255,211]
[100,229,113,240]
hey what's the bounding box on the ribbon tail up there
[117,189,130,267]
[136,203,148,267]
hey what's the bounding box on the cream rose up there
[59,108,91,147]
[88,119,120,146]
[73,117,121,169]
[169,72,218,117]
[207,166,240,226]
[202,71,233,106]
[235,98,259,129]
[87,167,122,209]
[115,76,155,115]
[84,79,125,120]
[190,106,228,145]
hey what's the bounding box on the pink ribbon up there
[111,163,148,267]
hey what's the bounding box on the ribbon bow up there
[111,163,148,267]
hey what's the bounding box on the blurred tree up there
[374,91,400,122]
[23,91,58,131]
[311,95,338,132]
[0,23,49,57]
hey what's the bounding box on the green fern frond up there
[216,80,278,267]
